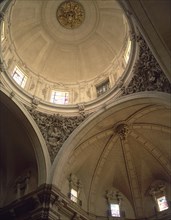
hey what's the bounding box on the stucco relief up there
[0,11,4,21]
[26,107,89,162]
[57,0,85,29]
[115,123,129,140]
[122,35,171,95]
[0,59,5,72]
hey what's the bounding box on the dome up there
[2,0,131,104]
[0,0,171,219]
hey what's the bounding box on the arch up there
[50,92,171,186]
[0,87,51,185]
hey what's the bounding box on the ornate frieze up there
[27,107,88,162]
[122,35,171,95]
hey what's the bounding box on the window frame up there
[70,188,78,203]
[110,203,120,217]
[156,195,169,212]
[96,79,110,97]
[50,90,69,104]
[12,66,27,88]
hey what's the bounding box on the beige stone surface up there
[9,0,128,83]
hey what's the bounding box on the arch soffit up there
[0,87,51,185]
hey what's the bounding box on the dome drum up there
[0,0,134,111]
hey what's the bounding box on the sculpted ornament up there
[0,59,5,72]
[106,189,122,204]
[57,0,85,29]
[149,181,166,196]
[115,123,129,140]
[122,35,171,95]
[15,171,31,199]
[27,107,89,162]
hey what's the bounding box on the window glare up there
[1,21,5,42]
[157,196,169,211]
[71,188,77,203]
[124,40,131,63]
[110,204,120,217]
[96,79,110,97]
[12,67,27,88]
[51,91,69,104]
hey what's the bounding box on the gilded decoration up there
[57,0,85,29]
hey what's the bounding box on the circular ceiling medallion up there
[57,0,85,29]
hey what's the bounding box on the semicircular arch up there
[0,87,51,185]
[50,92,171,188]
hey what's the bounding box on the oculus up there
[57,0,85,29]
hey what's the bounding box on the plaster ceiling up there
[58,98,171,217]
[9,0,128,83]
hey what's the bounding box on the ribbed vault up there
[51,93,171,218]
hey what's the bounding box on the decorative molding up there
[149,180,166,197]
[122,35,171,95]
[0,184,89,220]
[77,103,85,116]
[26,107,89,162]
[31,97,40,109]
[0,59,5,72]
[106,189,122,205]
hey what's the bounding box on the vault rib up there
[130,130,171,176]
[87,134,118,212]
